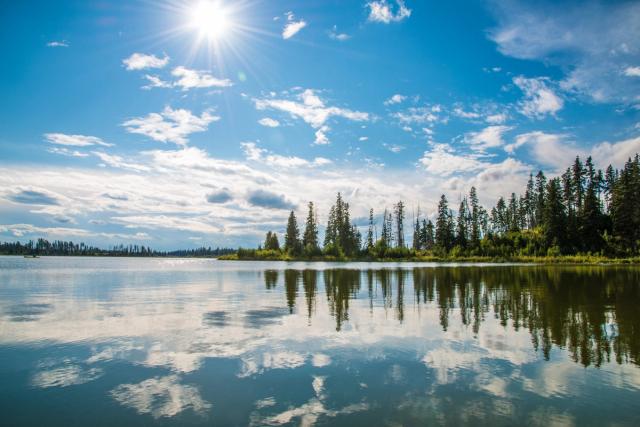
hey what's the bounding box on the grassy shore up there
[218,252,640,264]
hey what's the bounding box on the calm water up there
[0,257,639,426]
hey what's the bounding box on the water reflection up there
[276,266,640,368]
[1,258,639,426]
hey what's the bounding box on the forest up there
[231,154,640,261]
[0,238,235,257]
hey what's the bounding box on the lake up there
[0,257,639,426]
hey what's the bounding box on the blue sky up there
[1,0,640,249]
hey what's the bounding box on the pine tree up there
[508,193,519,232]
[524,174,535,229]
[366,208,375,251]
[324,205,337,248]
[469,187,481,246]
[284,210,301,255]
[604,164,616,212]
[535,171,547,227]
[423,219,435,250]
[394,201,406,248]
[264,231,280,251]
[611,157,640,252]
[456,198,468,248]
[435,195,453,251]
[543,178,567,251]
[412,207,421,250]
[302,201,319,253]
[572,156,586,213]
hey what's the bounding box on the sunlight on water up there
[0,257,639,426]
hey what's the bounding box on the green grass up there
[217,252,640,264]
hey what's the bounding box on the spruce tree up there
[284,210,301,255]
[394,201,405,248]
[302,201,319,253]
[469,187,481,246]
[535,171,547,227]
[435,195,453,251]
[456,198,468,248]
[412,207,421,250]
[264,231,280,251]
[543,178,567,251]
[366,208,375,251]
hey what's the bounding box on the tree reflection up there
[282,265,640,367]
[264,270,278,289]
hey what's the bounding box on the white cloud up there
[367,0,412,24]
[47,147,89,157]
[506,132,581,170]
[0,223,149,240]
[420,144,489,176]
[47,40,69,48]
[513,76,563,119]
[142,74,172,90]
[282,12,307,39]
[452,107,481,119]
[44,133,113,147]
[312,354,331,367]
[171,66,232,90]
[328,25,350,41]
[314,126,330,145]
[465,125,512,151]
[393,105,442,125]
[624,66,640,77]
[122,53,169,71]
[254,89,369,144]
[110,375,211,418]
[486,113,508,124]
[385,143,405,153]
[258,118,280,127]
[241,142,331,168]
[32,364,102,388]
[384,94,407,105]
[489,1,640,103]
[590,136,640,168]
[93,151,151,172]
[122,107,219,146]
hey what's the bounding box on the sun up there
[189,1,231,40]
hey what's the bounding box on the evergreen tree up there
[456,198,468,248]
[412,207,421,250]
[302,201,319,253]
[580,169,604,252]
[535,171,547,227]
[469,187,481,246]
[611,156,640,252]
[604,164,616,212]
[435,195,453,251]
[572,156,586,213]
[543,178,567,251]
[524,174,535,229]
[284,211,301,255]
[394,201,406,248]
[264,231,280,251]
[366,208,375,251]
[423,219,435,250]
[324,205,337,248]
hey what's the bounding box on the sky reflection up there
[1,257,639,425]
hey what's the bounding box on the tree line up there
[0,238,235,257]
[249,153,640,259]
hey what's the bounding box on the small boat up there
[23,255,40,258]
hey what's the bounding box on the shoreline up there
[218,254,640,265]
